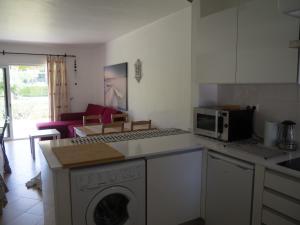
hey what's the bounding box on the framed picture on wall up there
[104,62,128,111]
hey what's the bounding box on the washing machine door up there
[86,186,137,225]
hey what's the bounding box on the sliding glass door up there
[0,67,11,138]
[0,65,48,139]
[9,65,49,139]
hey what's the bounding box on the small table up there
[29,129,60,160]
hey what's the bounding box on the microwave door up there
[195,110,218,138]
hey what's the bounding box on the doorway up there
[8,65,49,139]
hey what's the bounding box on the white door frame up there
[0,65,13,140]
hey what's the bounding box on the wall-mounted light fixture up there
[135,59,142,82]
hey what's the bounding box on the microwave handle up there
[215,111,219,138]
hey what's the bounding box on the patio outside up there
[9,65,49,139]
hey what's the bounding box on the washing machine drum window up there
[94,193,129,225]
[86,187,137,225]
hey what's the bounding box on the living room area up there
[0,1,192,224]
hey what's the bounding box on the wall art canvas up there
[104,62,128,111]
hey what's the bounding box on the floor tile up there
[7,213,41,225]
[4,191,20,204]
[0,208,24,225]
[1,139,44,224]
[9,186,42,201]
[4,198,39,212]
[36,217,44,225]
[27,202,44,216]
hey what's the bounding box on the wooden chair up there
[83,115,102,126]
[102,122,124,134]
[131,120,151,131]
[111,113,129,123]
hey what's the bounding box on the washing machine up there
[70,160,145,225]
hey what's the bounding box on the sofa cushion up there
[102,107,118,124]
[67,121,84,138]
[61,112,85,121]
[85,104,105,116]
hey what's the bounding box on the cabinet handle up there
[235,164,254,171]
[208,152,254,171]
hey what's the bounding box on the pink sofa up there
[36,104,121,138]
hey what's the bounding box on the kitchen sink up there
[277,157,300,172]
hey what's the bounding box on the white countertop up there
[39,133,204,170]
[39,133,300,178]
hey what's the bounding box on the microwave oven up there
[193,107,255,142]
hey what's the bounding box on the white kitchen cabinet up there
[194,0,299,84]
[262,169,300,224]
[147,150,202,225]
[205,151,254,225]
[262,208,299,225]
[236,0,299,83]
[39,148,72,225]
[200,0,238,18]
[197,5,238,83]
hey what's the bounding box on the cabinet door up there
[147,150,202,225]
[205,152,254,225]
[237,0,299,83]
[197,6,238,83]
[200,0,238,18]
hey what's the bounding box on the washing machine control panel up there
[75,165,144,191]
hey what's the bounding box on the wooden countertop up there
[52,142,125,168]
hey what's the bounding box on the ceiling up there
[0,0,190,44]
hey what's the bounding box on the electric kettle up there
[277,120,297,151]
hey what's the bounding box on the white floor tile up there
[27,202,44,216]
[7,213,41,225]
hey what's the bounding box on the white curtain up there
[47,56,69,121]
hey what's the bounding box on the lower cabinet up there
[262,208,300,225]
[262,170,300,225]
[205,151,254,225]
[147,150,202,225]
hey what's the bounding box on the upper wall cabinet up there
[195,0,299,84]
[197,1,238,83]
[200,0,238,17]
[236,0,299,83]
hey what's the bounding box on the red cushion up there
[36,121,79,139]
[67,121,84,138]
[85,104,105,116]
[102,107,118,124]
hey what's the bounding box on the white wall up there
[103,7,192,130]
[0,7,192,130]
[66,44,105,112]
[0,42,104,112]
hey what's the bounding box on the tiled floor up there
[1,139,44,225]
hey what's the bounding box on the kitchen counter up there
[39,132,300,225]
[39,133,204,170]
[39,132,300,178]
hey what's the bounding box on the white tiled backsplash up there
[217,84,300,143]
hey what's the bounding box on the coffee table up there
[29,129,60,160]
[26,129,60,190]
